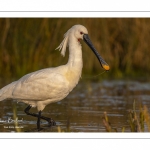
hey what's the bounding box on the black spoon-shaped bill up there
[83,34,110,71]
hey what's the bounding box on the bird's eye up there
[80,32,83,35]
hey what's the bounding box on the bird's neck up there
[64,37,83,91]
[67,38,83,73]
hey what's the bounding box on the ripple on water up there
[0,80,150,132]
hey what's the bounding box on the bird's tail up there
[0,81,17,101]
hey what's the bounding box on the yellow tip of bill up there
[102,64,110,71]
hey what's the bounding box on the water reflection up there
[0,80,150,132]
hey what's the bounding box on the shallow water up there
[0,80,150,132]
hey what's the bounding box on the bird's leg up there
[37,110,41,131]
[38,115,56,126]
[24,105,56,127]
[24,105,38,118]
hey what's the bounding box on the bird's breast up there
[65,70,81,91]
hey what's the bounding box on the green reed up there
[102,100,150,132]
[1,18,150,84]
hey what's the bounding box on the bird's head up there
[71,25,88,42]
[56,24,110,71]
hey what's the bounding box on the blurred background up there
[1,18,150,132]
[0,18,150,84]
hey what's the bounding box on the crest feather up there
[55,29,70,57]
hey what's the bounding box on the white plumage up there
[0,25,109,130]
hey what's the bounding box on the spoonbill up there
[0,25,109,130]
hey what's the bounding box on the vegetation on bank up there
[102,101,150,132]
[0,18,150,84]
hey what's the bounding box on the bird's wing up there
[12,69,69,100]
